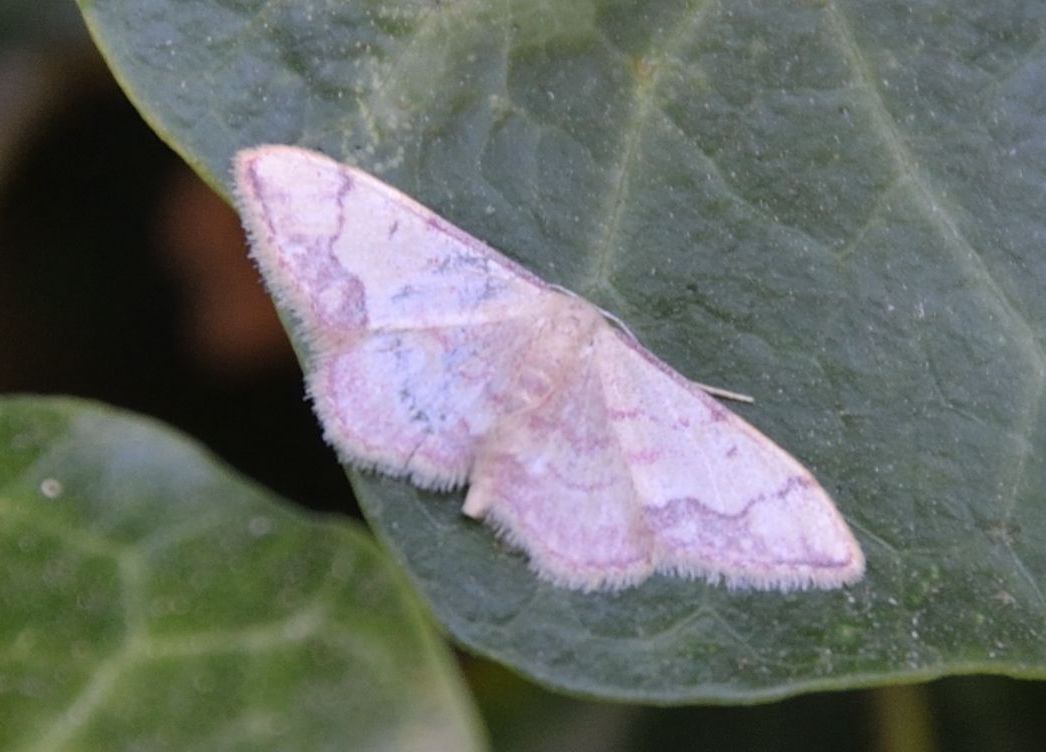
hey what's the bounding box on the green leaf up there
[77,0,1046,701]
[0,396,484,751]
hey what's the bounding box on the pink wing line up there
[234,146,557,488]
[593,326,865,591]
[234,145,553,336]
[460,322,864,592]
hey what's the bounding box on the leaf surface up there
[78,0,1046,701]
[0,396,483,750]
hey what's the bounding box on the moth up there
[234,145,864,592]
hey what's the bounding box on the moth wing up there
[234,146,556,488]
[593,326,865,591]
[464,339,657,590]
[234,146,550,333]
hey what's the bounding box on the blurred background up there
[2,6,1045,751]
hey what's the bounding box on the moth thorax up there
[510,299,600,410]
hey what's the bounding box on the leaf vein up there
[825,1,1046,516]
[585,0,716,292]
